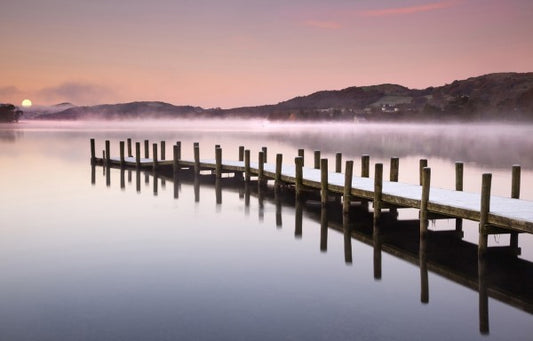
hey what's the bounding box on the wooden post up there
[373,163,383,221]
[127,138,132,157]
[361,154,370,177]
[390,157,399,182]
[119,141,125,167]
[215,147,222,179]
[90,138,96,164]
[420,167,431,238]
[335,153,342,173]
[244,149,251,182]
[295,156,303,198]
[419,159,428,185]
[275,153,283,187]
[105,140,110,165]
[261,146,267,163]
[135,142,140,168]
[258,151,265,185]
[194,142,200,176]
[152,143,158,171]
[479,173,492,255]
[343,160,354,214]
[239,146,245,162]
[173,144,180,175]
[314,151,321,169]
[455,162,464,233]
[215,144,220,149]
[321,158,328,206]
[510,165,521,250]
[298,149,304,165]
[144,140,149,159]
[160,141,166,160]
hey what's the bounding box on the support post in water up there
[215,147,222,179]
[275,153,283,187]
[321,158,328,206]
[314,151,321,169]
[173,144,180,175]
[244,149,251,182]
[144,140,149,159]
[295,156,303,198]
[161,141,166,161]
[194,142,200,176]
[478,173,491,335]
[343,160,354,214]
[127,138,132,157]
[239,146,245,162]
[152,143,158,171]
[258,151,265,186]
[390,157,399,182]
[455,162,464,233]
[298,149,304,165]
[135,142,141,169]
[175,141,181,161]
[479,173,492,255]
[420,167,431,239]
[119,141,125,167]
[510,165,521,250]
[261,147,267,163]
[373,163,383,221]
[419,159,428,186]
[105,140,110,165]
[361,154,370,177]
[335,153,342,173]
[90,138,96,164]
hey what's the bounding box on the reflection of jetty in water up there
[92,163,533,336]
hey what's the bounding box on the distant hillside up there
[31,72,533,121]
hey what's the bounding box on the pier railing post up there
[321,158,328,206]
[239,146,245,162]
[215,147,222,179]
[194,142,200,176]
[373,163,383,221]
[420,167,431,239]
[161,141,166,161]
[105,140,110,165]
[244,149,251,182]
[298,149,304,165]
[419,159,428,185]
[127,138,132,157]
[173,144,180,175]
[275,153,283,187]
[479,173,492,255]
[152,143,158,171]
[90,138,96,164]
[455,162,464,233]
[175,141,181,161]
[390,157,399,182]
[361,154,370,177]
[335,153,342,173]
[343,160,353,214]
[510,165,521,250]
[295,156,303,198]
[144,140,149,159]
[119,141,125,167]
[258,151,265,186]
[135,142,141,169]
[314,151,320,169]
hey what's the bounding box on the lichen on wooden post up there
[343,160,354,214]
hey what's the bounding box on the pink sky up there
[1,0,532,108]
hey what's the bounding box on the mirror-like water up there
[0,120,531,340]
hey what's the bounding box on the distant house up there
[381,104,399,113]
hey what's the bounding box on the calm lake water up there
[0,120,532,340]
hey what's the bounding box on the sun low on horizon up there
[21,99,32,108]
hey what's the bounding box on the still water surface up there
[0,120,532,340]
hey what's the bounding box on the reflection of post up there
[194,174,200,203]
[153,172,158,196]
[479,244,489,335]
[215,178,222,205]
[244,182,250,216]
[420,167,431,304]
[136,170,141,193]
[120,168,125,190]
[106,165,111,187]
[478,173,491,335]
[91,165,96,185]
[455,162,464,233]
[343,213,352,264]
[320,206,328,252]
[275,188,282,228]
[373,218,382,280]
[295,197,303,238]
[258,180,264,221]
[128,169,132,184]
[173,170,180,199]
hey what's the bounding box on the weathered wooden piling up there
[90,138,96,164]
[104,140,110,165]
[262,146,267,163]
[510,165,521,249]
[335,153,342,173]
[135,142,141,168]
[321,158,328,206]
[343,160,354,214]
[175,141,181,160]
[479,173,492,255]
[298,149,304,165]
[215,147,222,179]
[127,138,132,157]
[258,151,265,185]
[420,167,431,239]
[390,157,399,182]
[295,156,303,197]
[419,159,428,185]
[361,154,370,177]
[173,143,181,175]
[194,142,200,176]
[161,141,166,160]
[275,153,283,187]
[455,162,464,232]
[152,143,158,171]
[144,140,149,159]
[373,163,383,221]
[118,141,125,167]
[314,151,321,169]
[244,149,251,182]
[239,146,245,162]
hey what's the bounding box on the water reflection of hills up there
[94,165,533,336]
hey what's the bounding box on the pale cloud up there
[358,0,459,17]
[0,86,22,98]
[302,20,341,30]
